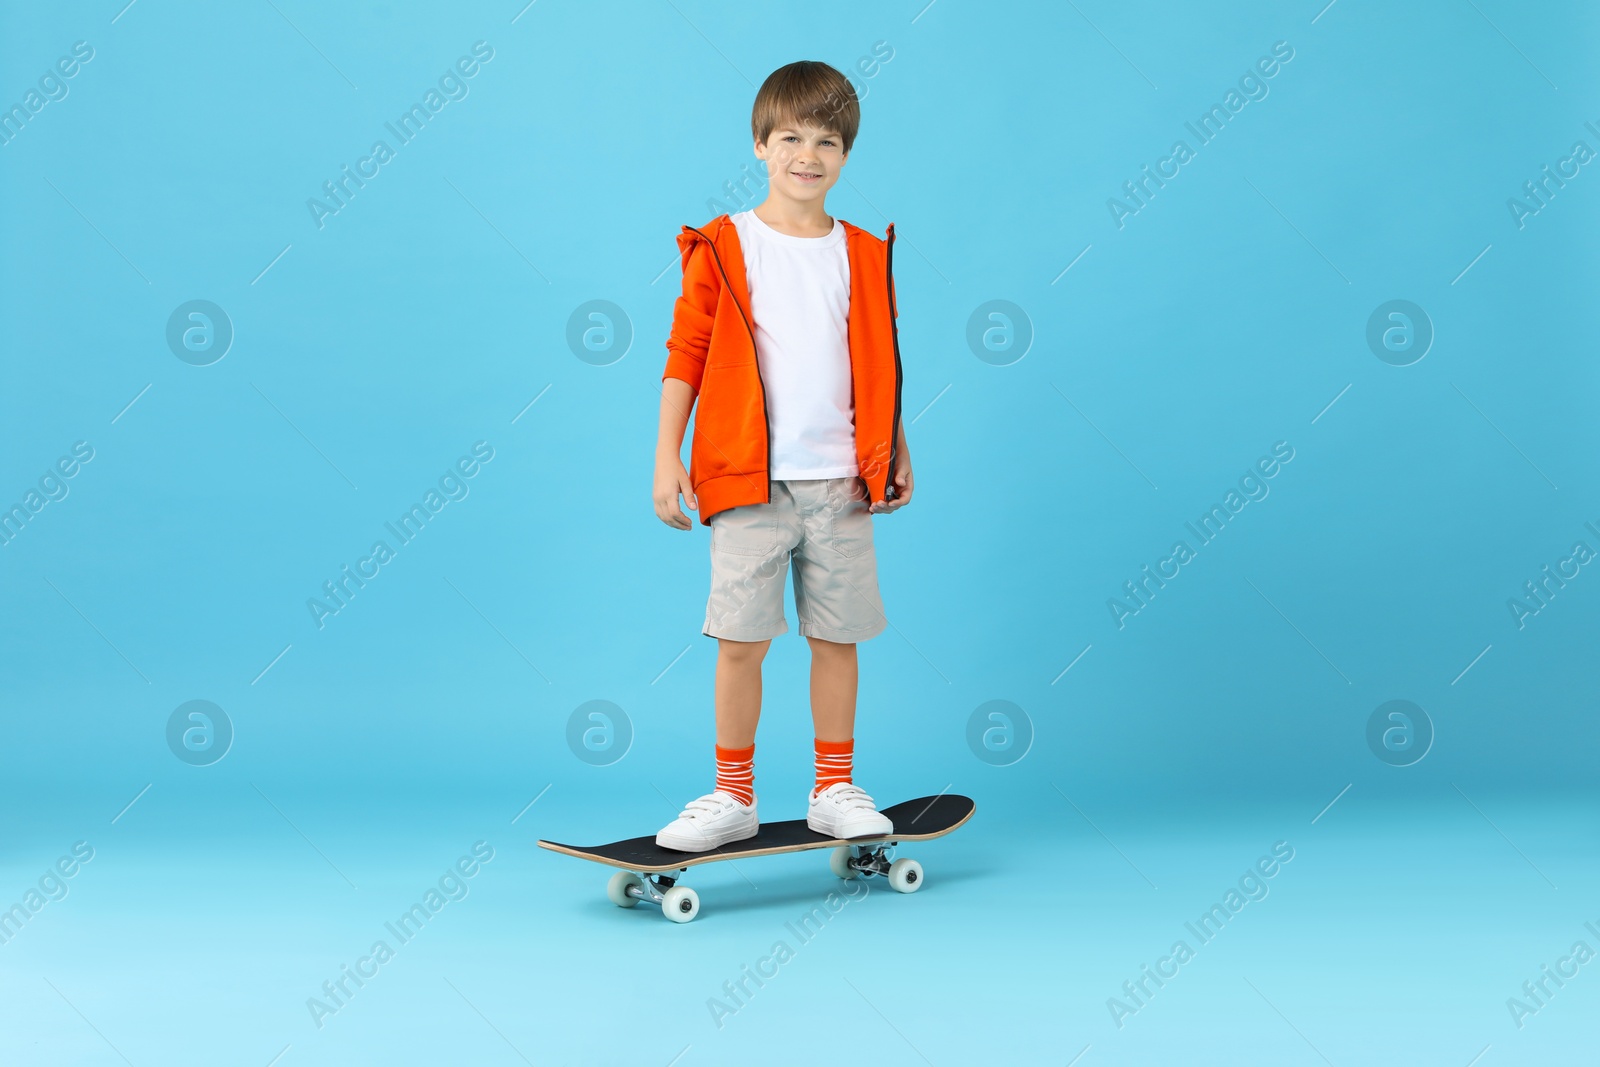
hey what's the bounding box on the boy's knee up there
[718,637,771,663]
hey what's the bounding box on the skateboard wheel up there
[606,870,644,908]
[829,847,858,880]
[662,886,700,923]
[888,858,922,893]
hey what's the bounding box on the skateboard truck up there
[830,841,922,892]
[628,871,685,906]
[841,842,897,877]
[607,868,702,922]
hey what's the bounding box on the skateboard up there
[537,793,975,923]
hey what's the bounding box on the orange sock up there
[812,737,853,797]
[715,743,755,806]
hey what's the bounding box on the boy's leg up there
[659,489,796,851]
[656,636,769,850]
[715,637,769,748]
[806,635,856,743]
[712,637,768,806]
[702,487,794,808]
[791,478,891,833]
[807,636,862,802]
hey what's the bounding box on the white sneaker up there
[655,790,759,852]
[807,783,893,838]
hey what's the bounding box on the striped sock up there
[715,743,755,806]
[812,738,854,797]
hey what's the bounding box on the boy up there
[652,60,913,852]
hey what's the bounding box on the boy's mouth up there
[791,170,822,184]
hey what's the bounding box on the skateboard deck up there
[538,794,974,922]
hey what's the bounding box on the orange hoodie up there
[662,213,903,526]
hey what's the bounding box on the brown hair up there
[751,61,860,155]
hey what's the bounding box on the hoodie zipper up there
[685,223,773,505]
[884,222,903,502]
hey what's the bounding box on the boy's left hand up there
[870,453,913,513]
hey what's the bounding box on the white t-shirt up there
[729,209,858,480]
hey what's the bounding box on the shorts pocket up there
[824,494,874,559]
[711,504,779,556]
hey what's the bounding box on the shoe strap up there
[681,792,739,820]
[822,784,876,811]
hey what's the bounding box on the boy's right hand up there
[653,456,697,530]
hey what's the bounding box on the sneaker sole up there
[807,818,895,838]
[656,823,759,852]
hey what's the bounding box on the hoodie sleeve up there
[663,230,718,392]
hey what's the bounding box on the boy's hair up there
[751,61,860,155]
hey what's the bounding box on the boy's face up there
[755,120,847,205]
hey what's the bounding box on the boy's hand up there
[653,455,697,530]
[870,452,914,514]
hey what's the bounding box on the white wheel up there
[829,847,858,880]
[607,870,644,908]
[662,885,700,923]
[888,858,923,893]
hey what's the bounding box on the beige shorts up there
[704,477,887,643]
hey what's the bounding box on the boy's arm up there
[653,378,698,530]
[663,236,717,391]
[655,233,719,530]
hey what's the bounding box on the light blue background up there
[2,0,1597,1063]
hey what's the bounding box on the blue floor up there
[4,784,1594,1065]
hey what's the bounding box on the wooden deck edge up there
[536,803,975,873]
